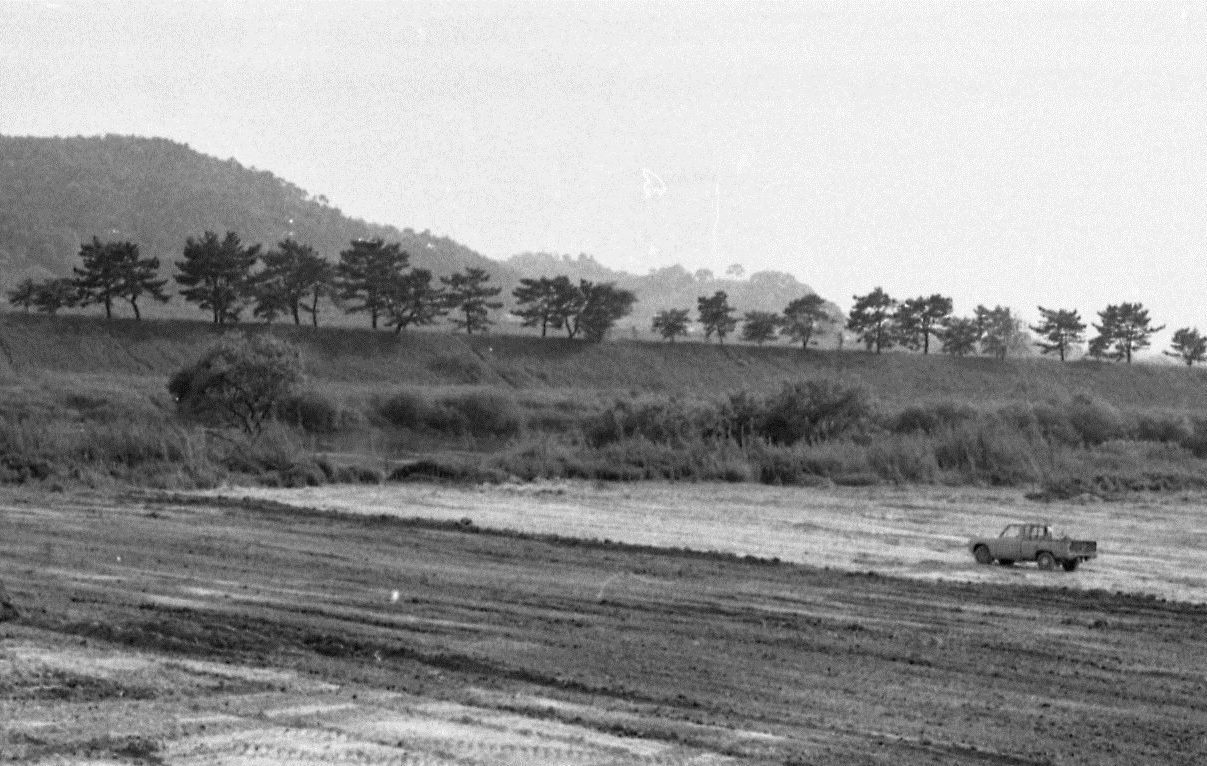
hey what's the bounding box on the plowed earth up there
[1,489,1205,765]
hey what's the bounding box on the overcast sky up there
[3,0,1206,335]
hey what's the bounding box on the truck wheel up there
[974,545,993,565]
[1062,559,1079,572]
[1037,552,1056,571]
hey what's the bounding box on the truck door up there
[998,525,1025,560]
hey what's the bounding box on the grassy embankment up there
[4,312,1207,495]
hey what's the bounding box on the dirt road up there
[1,488,1205,764]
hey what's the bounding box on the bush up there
[1066,395,1127,446]
[276,389,343,434]
[759,380,871,446]
[443,391,524,438]
[888,402,976,435]
[1133,411,1193,445]
[169,334,304,435]
[583,398,717,447]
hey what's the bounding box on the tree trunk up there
[103,295,112,319]
[292,304,301,325]
[129,297,142,320]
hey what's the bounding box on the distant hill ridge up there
[0,134,833,331]
[0,133,498,282]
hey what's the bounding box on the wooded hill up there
[0,134,832,331]
[0,134,498,287]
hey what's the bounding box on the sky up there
[2,0,1206,337]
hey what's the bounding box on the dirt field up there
[2,486,1206,764]
[223,482,1207,603]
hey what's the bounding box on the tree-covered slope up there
[506,252,843,339]
[0,134,500,284]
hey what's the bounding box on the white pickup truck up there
[969,523,1097,572]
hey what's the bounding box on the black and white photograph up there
[1,1,1205,763]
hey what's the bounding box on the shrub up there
[376,390,464,433]
[169,334,304,435]
[1133,411,1193,445]
[888,402,976,435]
[1066,395,1127,446]
[759,380,871,446]
[276,389,343,434]
[583,397,717,447]
[443,391,524,438]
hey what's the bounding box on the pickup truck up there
[969,523,1097,571]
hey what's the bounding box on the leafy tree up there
[334,238,408,330]
[175,231,260,325]
[1165,327,1207,367]
[780,294,833,351]
[894,294,952,354]
[513,276,568,337]
[652,308,691,342]
[168,334,303,435]
[576,281,637,342]
[6,279,38,313]
[977,305,1025,360]
[697,290,737,344]
[1092,302,1164,364]
[384,268,446,334]
[255,239,331,326]
[847,287,896,353]
[32,278,78,316]
[939,316,982,357]
[442,267,503,334]
[741,311,781,345]
[1030,306,1086,361]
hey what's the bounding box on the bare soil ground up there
[225,482,1207,603]
[1,487,1205,765]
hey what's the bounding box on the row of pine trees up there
[5,233,1204,363]
[3,233,640,341]
[650,287,1201,365]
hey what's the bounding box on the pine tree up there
[384,268,446,334]
[894,294,952,354]
[32,278,78,316]
[442,267,502,334]
[512,277,563,337]
[1030,306,1086,361]
[6,279,38,313]
[1092,303,1164,363]
[847,287,897,353]
[255,239,331,326]
[1165,327,1207,367]
[175,231,260,325]
[334,238,408,330]
[939,316,982,357]
[73,237,127,319]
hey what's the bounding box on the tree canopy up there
[175,230,260,325]
[847,287,896,353]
